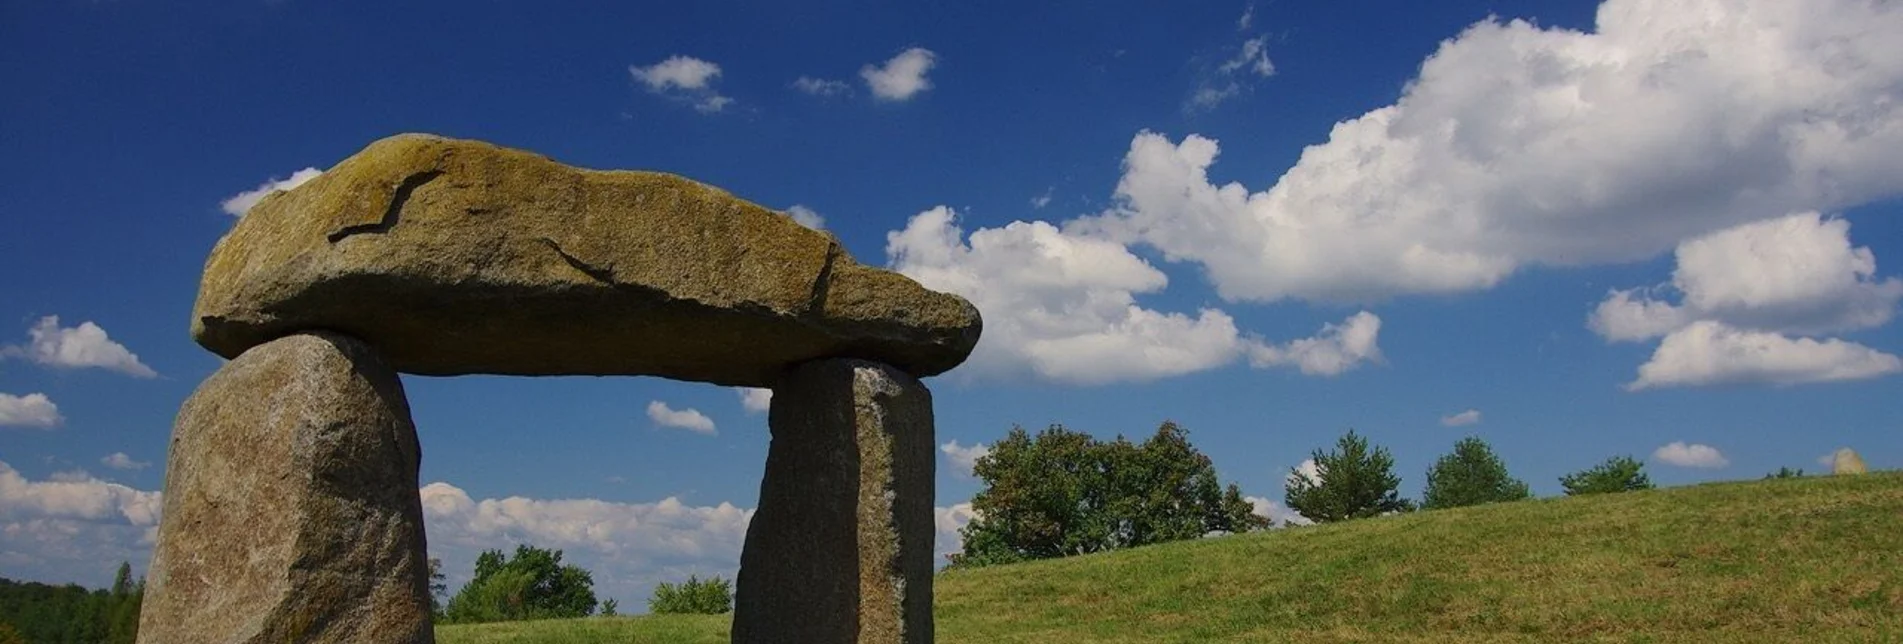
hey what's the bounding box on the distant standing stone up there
[139,332,433,644]
[735,358,934,644]
[1833,448,1868,475]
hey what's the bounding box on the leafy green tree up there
[427,558,448,618]
[444,568,536,623]
[952,422,1265,568]
[647,575,732,615]
[599,598,619,617]
[104,563,140,644]
[1422,437,1532,510]
[1285,429,1414,523]
[442,545,598,623]
[1764,467,1805,479]
[0,564,141,643]
[1560,456,1653,495]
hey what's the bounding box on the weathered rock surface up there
[192,134,981,386]
[139,333,433,644]
[736,358,934,644]
[1833,448,1868,475]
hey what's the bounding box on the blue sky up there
[3,0,1901,609]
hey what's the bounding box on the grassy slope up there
[439,472,1903,643]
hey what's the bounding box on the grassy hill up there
[438,471,1903,643]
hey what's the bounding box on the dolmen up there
[138,134,981,644]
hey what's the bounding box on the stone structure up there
[140,134,980,644]
[192,134,978,386]
[736,360,935,643]
[141,333,433,643]
[1832,448,1868,475]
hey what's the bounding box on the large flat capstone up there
[139,332,433,644]
[193,134,981,386]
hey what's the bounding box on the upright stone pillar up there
[736,358,935,644]
[139,332,434,644]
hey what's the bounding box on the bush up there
[648,575,732,615]
[1422,437,1531,510]
[441,545,598,624]
[1285,429,1414,523]
[1560,456,1653,495]
[950,422,1264,567]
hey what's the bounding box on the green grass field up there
[438,471,1903,643]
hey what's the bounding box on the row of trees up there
[0,562,142,643]
[434,544,733,622]
[951,423,1683,567]
[1285,430,1654,523]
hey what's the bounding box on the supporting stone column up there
[735,358,935,644]
[139,332,434,644]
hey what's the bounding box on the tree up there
[442,545,598,623]
[1422,437,1532,510]
[1560,456,1653,495]
[427,558,447,617]
[647,575,732,615]
[599,598,619,617]
[951,422,1265,568]
[1285,429,1413,523]
[1764,467,1805,479]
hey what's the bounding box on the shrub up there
[1560,456,1653,495]
[1422,437,1531,510]
[1285,429,1414,522]
[441,545,598,624]
[648,575,732,615]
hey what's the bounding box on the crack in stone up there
[327,170,443,243]
[536,237,616,285]
[806,243,840,316]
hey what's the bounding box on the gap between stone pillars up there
[139,332,434,644]
[734,358,935,644]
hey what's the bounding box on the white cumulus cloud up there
[629,55,734,113]
[1628,321,1901,390]
[1592,213,1902,341]
[861,47,937,102]
[1245,495,1310,527]
[933,502,976,562]
[0,393,62,429]
[421,483,977,607]
[1286,458,1321,488]
[420,481,752,610]
[1652,441,1729,468]
[736,388,772,414]
[793,76,851,96]
[220,167,322,216]
[885,206,1380,384]
[1246,311,1383,376]
[100,453,149,471]
[0,461,162,590]
[646,401,717,435]
[0,461,161,527]
[1090,0,1903,303]
[1219,36,1275,78]
[785,205,826,231]
[1440,409,1482,427]
[939,440,990,478]
[1594,214,1902,389]
[4,316,156,378]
